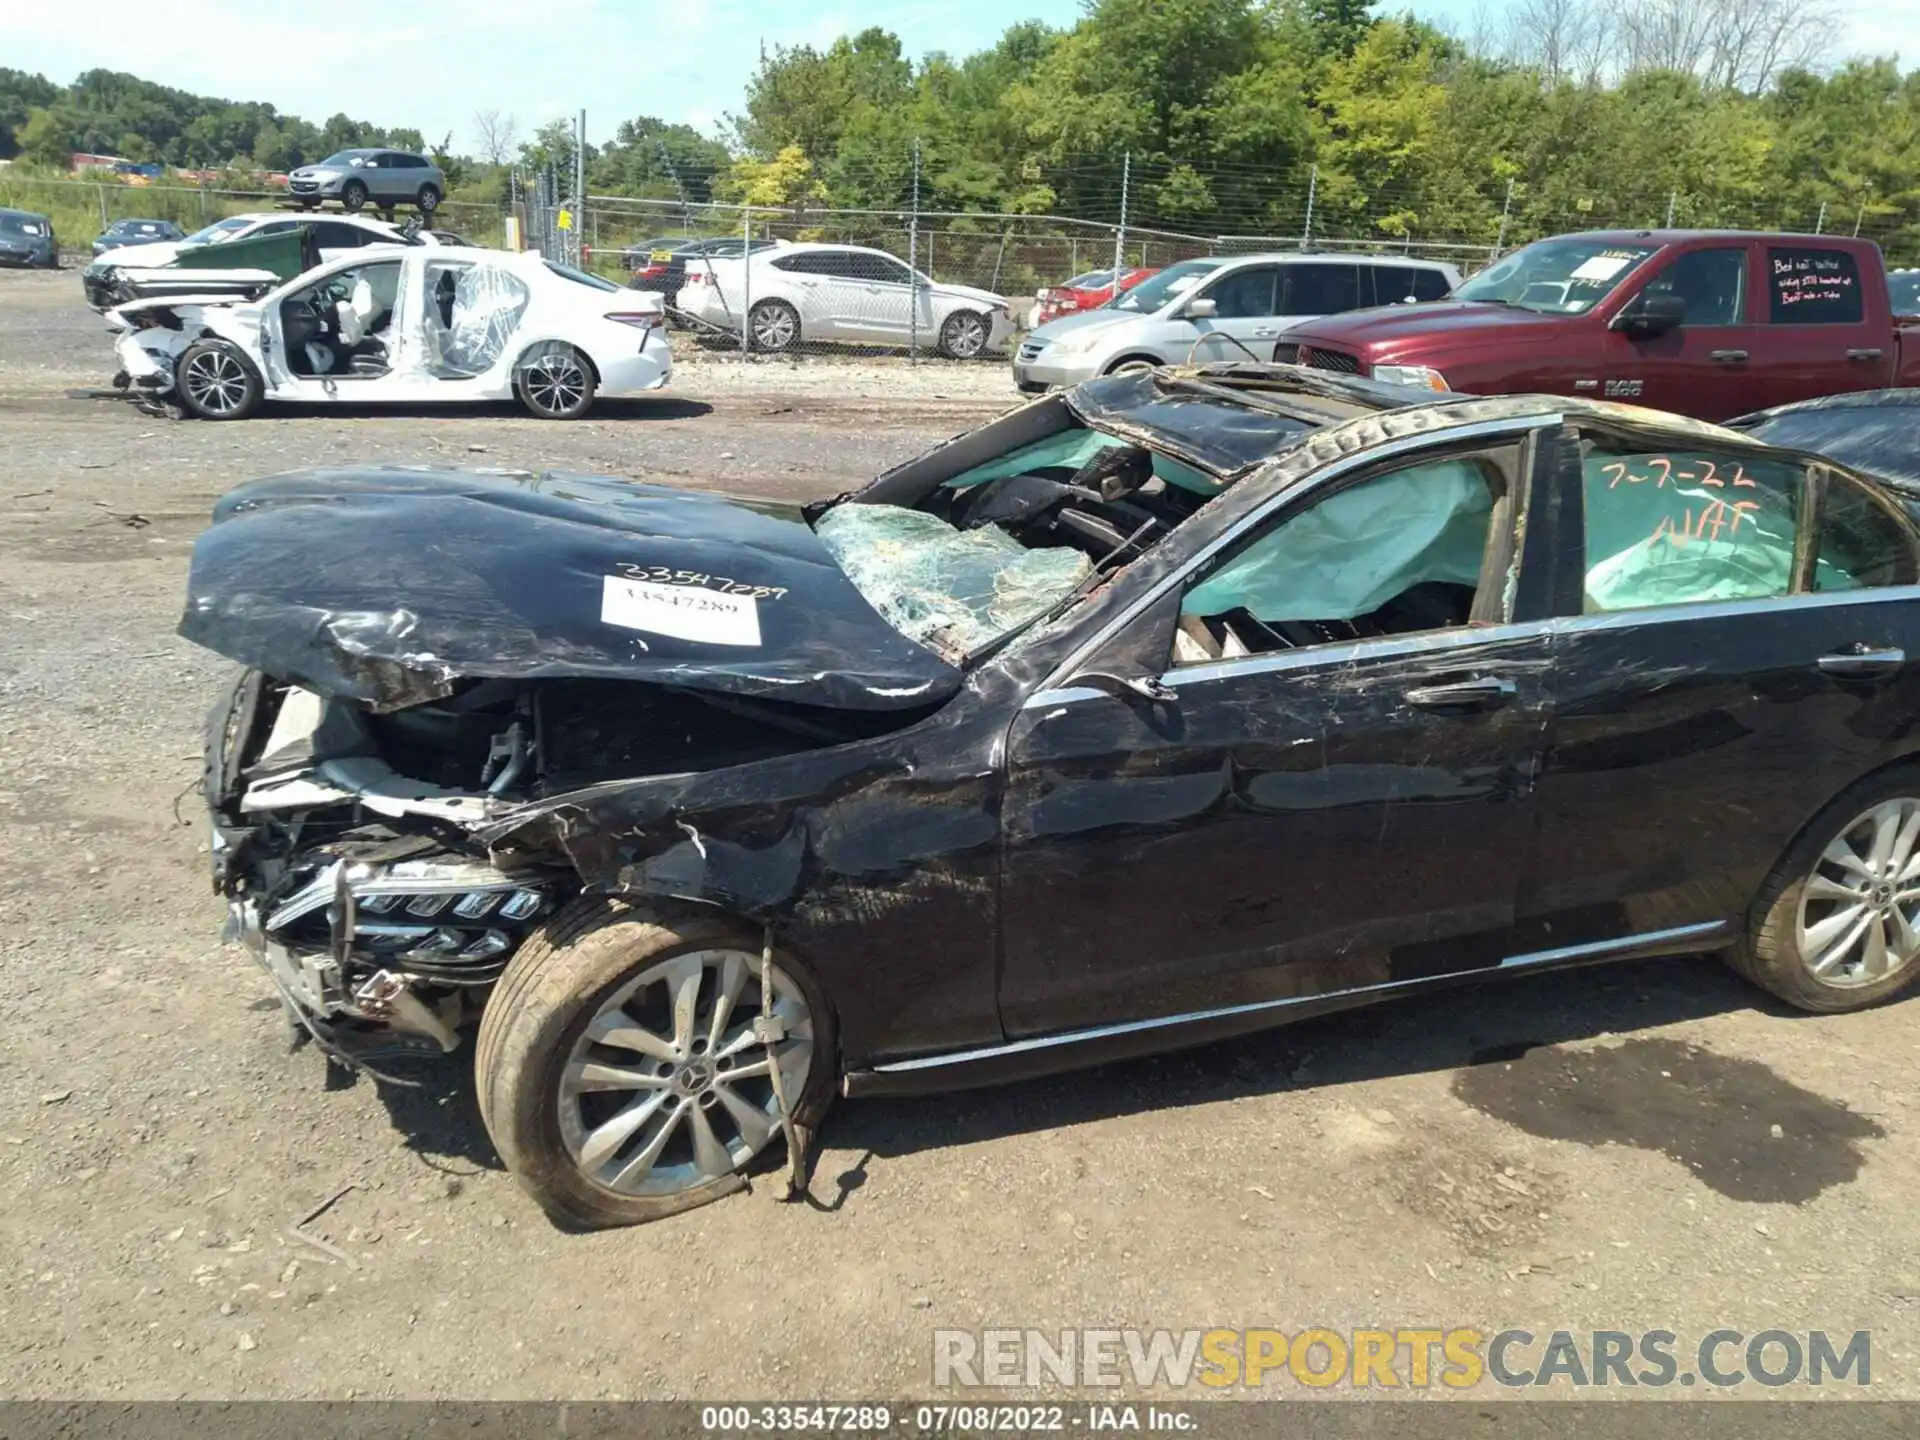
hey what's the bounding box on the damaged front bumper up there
[208,675,566,1067]
[222,856,552,1057]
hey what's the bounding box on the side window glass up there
[1411,268,1452,301]
[1278,263,1362,316]
[1815,474,1920,591]
[1642,247,1747,327]
[1767,247,1864,324]
[1203,267,1278,318]
[1174,456,1499,661]
[1371,266,1417,305]
[312,222,368,248]
[1578,437,1804,612]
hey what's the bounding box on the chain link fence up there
[9,144,1917,370]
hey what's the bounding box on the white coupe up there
[110,248,671,421]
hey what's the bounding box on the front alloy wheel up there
[475,900,836,1229]
[938,309,989,360]
[175,340,263,420]
[558,950,815,1197]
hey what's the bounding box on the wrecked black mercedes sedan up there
[190,363,1920,1228]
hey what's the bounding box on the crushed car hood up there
[179,468,964,713]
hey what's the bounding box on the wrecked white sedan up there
[109,247,672,421]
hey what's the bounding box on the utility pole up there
[1855,189,1871,237]
[1493,177,1515,258]
[1665,191,1677,228]
[1110,152,1130,301]
[574,109,587,267]
[1301,164,1317,248]
[909,137,921,362]
[1814,200,1828,235]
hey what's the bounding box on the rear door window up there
[1578,436,1805,611]
[1767,247,1865,325]
[1279,263,1363,316]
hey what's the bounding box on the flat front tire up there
[476,898,836,1229]
[1732,767,1920,1012]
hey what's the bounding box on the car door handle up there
[1817,646,1905,678]
[1251,327,1280,337]
[1847,347,1885,361]
[1709,349,1749,363]
[1405,677,1516,711]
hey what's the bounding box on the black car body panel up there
[1729,389,1920,498]
[181,467,965,712]
[185,366,1920,1099]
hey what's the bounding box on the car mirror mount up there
[1073,669,1177,705]
[1610,290,1686,337]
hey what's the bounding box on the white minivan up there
[1011,251,1460,391]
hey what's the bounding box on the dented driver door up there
[996,436,1558,1039]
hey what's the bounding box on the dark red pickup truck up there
[1276,230,1920,421]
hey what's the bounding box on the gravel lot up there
[2,265,1919,1404]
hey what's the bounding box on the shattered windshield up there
[816,504,1093,659]
[1454,238,1658,315]
[1107,258,1222,313]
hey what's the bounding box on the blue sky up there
[6,0,1915,154]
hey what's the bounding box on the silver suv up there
[1012,251,1461,391]
[288,149,447,214]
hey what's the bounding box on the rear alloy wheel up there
[749,299,800,354]
[1734,773,1920,1011]
[175,339,263,421]
[937,309,990,360]
[417,184,442,214]
[340,179,368,212]
[476,899,833,1229]
[513,344,596,419]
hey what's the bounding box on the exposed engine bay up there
[208,669,925,1068]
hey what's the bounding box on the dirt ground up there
[2,265,1918,1404]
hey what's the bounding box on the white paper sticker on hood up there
[600,575,762,646]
